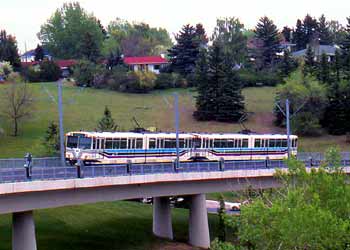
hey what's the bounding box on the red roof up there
[124,56,168,65]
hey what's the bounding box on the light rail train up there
[65,131,298,165]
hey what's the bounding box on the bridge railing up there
[0,157,61,168]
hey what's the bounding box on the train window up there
[213,139,221,148]
[79,137,92,149]
[242,139,248,148]
[227,139,234,148]
[269,139,275,147]
[234,139,241,148]
[254,139,261,147]
[92,138,97,149]
[164,139,176,148]
[112,139,120,149]
[282,139,287,147]
[120,139,127,149]
[179,139,185,148]
[67,136,78,148]
[106,139,113,149]
[149,139,156,149]
[136,138,143,149]
[128,139,134,149]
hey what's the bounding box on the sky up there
[0,0,349,53]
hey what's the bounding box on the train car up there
[65,131,298,165]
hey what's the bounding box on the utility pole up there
[286,99,291,158]
[58,79,65,166]
[174,93,180,167]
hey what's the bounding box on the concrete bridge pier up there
[12,211,37,250]
[189,194,210,249]
[152,197,173,240]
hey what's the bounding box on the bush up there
[238,69,282,87]
[120,71,156,93]
[73,60,104,87]
[106,66,129,91]
[25,66,41,82]
[0,61,13,78]
[154,73,188,89]
[39,60,61,81]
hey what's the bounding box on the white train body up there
[65,131,298,165]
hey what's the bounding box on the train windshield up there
[67,135,92,149]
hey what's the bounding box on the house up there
[292,44,339,62]
[20,49,52,62]
[123,56,168,74]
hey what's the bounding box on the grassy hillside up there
[0,201,219,250]
[0,82,348,158]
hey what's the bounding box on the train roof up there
[66,131,298,138]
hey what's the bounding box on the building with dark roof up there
[292,44,340,62]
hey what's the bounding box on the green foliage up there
[73,60,104,87]
[217,195,226,241]
[25,61,61,82]
[39,61,62,82]
[254,16,280,69]
[97,106,118,132]
[194,42,245,122]
[38,2,104,59]
[0,61,13,78]
[304,45,316,76]
[103,18,172,57]
[154,73,185,89]
[238,69,281,87]
[231,150,350,250]
[168,24,206,76]
[274,69,327,135]
[212,17,247,66]
[211,238,238,250]
[279,50,297,78]
[341,18,350,80]
[105,66,129,91]
[81,31,101,62]
[43,121,59,155]
[121,71,156,93]
[322,80,350,135]
[0,30,20,68]
[317,53,331,84]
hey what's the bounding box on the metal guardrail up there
[0,152,349,184]
[0,157,61,168]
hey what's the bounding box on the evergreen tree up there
[34,44,45,61]
[81,31,100,62]
[333,49,341,82]
[302,14,319,45]
[323,82,350,135]
[0,30,20,68]
[282,26,293,42]
[211,42,245,122]
[254,16,280,68]
[43,121,60,155]
[317,53,331,84]
[97,106,118,132]
[193,49,213,120]
[304,46,316,76]
[293,19,306,50]
[106,50,125,70]
[317,14,333,45]
[168,24,201,76]
[279,49,295,77]
[194,23,208,47]
[341,18,350,80]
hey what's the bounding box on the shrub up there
[73,60,103,87]
[238,69,282,87]
[0,61,13,78]
[106,66,129,91]
[39,60,61,81]
[155,73,174,89]
[25,66,41,82]
[121,71,156,93]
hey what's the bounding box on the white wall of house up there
[129,64,162,74]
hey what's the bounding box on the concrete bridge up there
[1,159,350,250]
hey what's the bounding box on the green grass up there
[0,83,348,158]
[0,201,219,250]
